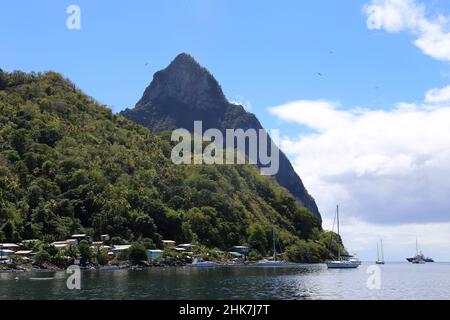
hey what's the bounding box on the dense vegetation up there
[0,70,344,262]
[121,53,321,221]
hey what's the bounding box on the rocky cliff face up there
[121,53,321,222]
[138,54,227,111]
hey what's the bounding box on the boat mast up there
[416,237,419,256]
[377,241,380,261]
[337,205,340,237]
[337,205,340,260]
[380,240,384,262]
[273,227,276,262]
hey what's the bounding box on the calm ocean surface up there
[1,262,449,300]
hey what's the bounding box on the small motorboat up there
[189,257,218,268]
[327,255,361,269]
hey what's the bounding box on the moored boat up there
[326,205,361,269]
[412,258,426,264]
[326,257,361,269]
[254,259,288,267]
[375,240,385,265]
[254,227,288,267]
[189,257,218,268]
[407,238,434,264]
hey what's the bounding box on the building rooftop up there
[52,241,68,245]
[0,243,19,248]
[112,245,131,251]
[177,243,195,248]
[0,249,15,254]
[14,250,33,255]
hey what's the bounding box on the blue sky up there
[1,0,447,116]
[2,0,450,261]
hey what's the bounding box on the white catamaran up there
[326,205,361,269]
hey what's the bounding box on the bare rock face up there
[138,53,227,111]
[122,53,322,222]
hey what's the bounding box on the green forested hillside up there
[0,70,342,262]
[121,53,321,221]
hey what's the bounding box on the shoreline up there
[0,262,326,274]
[3,261,445,274]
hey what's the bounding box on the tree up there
[0,69,7,90]
[285,240,328,263]
[185,207,220,246]
[134,214,157,239]
[93,246,109,265]
[128,243,147,264]
[38,125,61,147]
[248,224,269,255]
[1,221,15,242]
[35,249,51,263]
[41,244,59,257]
[10,129,28,155]
[0,230,5,259]
[65,244,79,260]
[0,70,336,259]
[291,208,320,239]
[111,237,126,246]
[78,240,92,264]
[319,231,347,259]
[142,238,156,250]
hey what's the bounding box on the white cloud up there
[263,0,450,261]
[365,0,424,32]
[269,100,450,225]
[426,85,450,103]
[322,216,450,261]
[269,99,450,260]
[365,0,450,63]
[268,100,353,132]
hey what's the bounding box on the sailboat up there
[375,240,385,265]
[326,205,361,269]
[255,227,287,267]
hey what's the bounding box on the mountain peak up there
[170,52,200,68]
[136,53,227,111]
[121,55,322,222]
